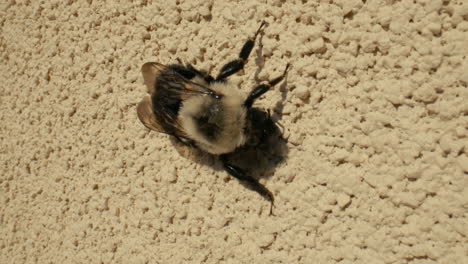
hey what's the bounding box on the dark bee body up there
[137,21,289,214]
[151,65,184,134]
[150,64,215,135]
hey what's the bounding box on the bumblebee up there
[137,21,289,214]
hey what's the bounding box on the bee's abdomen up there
[194,103,222,141]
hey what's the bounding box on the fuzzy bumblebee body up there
[137,21,289,215]
[179,81,249,154]
[138,63,249,155]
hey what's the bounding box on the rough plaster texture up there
[1,0,468,263]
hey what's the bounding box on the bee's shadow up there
[252,27,290,124]
[253,28,266,82]
[169,115,289,181]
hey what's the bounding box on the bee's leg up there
[185,64,215,83]
[169,64,198,80]
[170,62,215,83]
[220,154,274,215]
[216,21,267,81]
[244,63,290,108]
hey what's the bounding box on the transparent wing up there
[138,62,220,137]
[142,62,220,98]
[136,95,165,133]
[141,62,166,94]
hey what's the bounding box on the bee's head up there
[244,107,279,148]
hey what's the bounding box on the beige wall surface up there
[1,0,467,263]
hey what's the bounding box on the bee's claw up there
[283,63,291,76]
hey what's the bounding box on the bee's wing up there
[143,61,217,97]
[141,62,167,94]
[139,61,216,137]
[137,95,166,132]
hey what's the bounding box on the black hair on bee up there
[137,21,289,215]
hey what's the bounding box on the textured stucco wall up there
[1,0,467,263]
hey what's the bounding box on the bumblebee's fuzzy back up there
[179,82,247,155]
